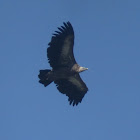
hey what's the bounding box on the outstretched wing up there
[54,74,88,106]
[47,22,76,70]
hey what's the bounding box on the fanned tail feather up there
[38,69,53,87]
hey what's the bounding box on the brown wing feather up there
[47,22,76,69]
[54,74,88,106]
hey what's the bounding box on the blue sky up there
[0,0,140,140]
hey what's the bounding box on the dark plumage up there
[38,21,88,106]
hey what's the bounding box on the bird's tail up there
[38,69,53,87]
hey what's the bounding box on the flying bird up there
[38,21,88,106]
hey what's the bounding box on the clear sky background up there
[0,0,140,140]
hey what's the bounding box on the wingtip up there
[63,21,72,27]
[68,98,80,106]
[67,21,71,24]
[63,22,68,28]
[66,21,72,26]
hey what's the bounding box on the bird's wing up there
[47,22,76,70]
[54,74,88,106]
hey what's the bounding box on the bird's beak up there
[79,67,88,72]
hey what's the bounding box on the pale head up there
[78,66,88,73]
[71,64,88,73]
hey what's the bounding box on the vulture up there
[38,21,88,106]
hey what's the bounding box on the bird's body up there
[38,22,88,106]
